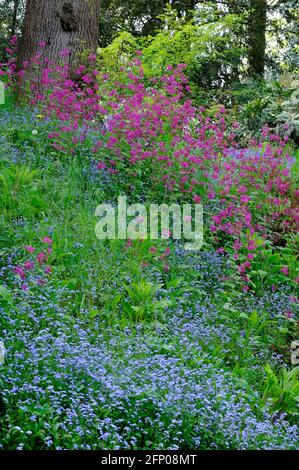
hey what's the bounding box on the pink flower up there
[14,266,26,280]
[44,266,52,275]
[82,75,93,84]
[280,265,289,276]
[97,161,106,171]
[25,245,35,253]
[24,261,34,270]
[233,240,242,251]
[37,252,47,265]
[240,195,251,204]
[285,310,294,319]
[42,237,53,245]
[21,284,29,292]
[238,185,247,194]
[9,35,17,45]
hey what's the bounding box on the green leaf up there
[257,270,268,277]
[239,312,249,320]
[0,285,13,303]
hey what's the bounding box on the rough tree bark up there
[18,0,101,78]
[248,0,267,77]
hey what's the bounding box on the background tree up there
[18,0,101,76]
[0,0,25,61]
[2,0,298,83]
[267,0,299,74]
[248,0,267,77]
[98,0,299,79]
[98,0,200,47]
[188,0,299,78]
[11,0,20,36]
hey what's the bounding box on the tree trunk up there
[18,0,101,79]
[11,0,20,37]
[248,0,267,77]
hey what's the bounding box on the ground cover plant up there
[0,1,299,452]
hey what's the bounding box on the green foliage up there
[0,285,13,303]
[122,280,170,323]
[98,0,299,80]
[276,79,299,144]
[232,80,286,132]
[249,240,299,294]
[0,165,47,220]
[99,0,168,47]
[262,365,299,417]
[0,0,24,61]
[230,76,299,145]
[97,31,141,87]
[98,6,245,91]
[239,310,272,345]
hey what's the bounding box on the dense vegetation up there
[0,0,298,451]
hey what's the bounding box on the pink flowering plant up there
[94,59,298,290]
[0,36,18,87]
[13,237,53,292]
[1,49,297,291]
